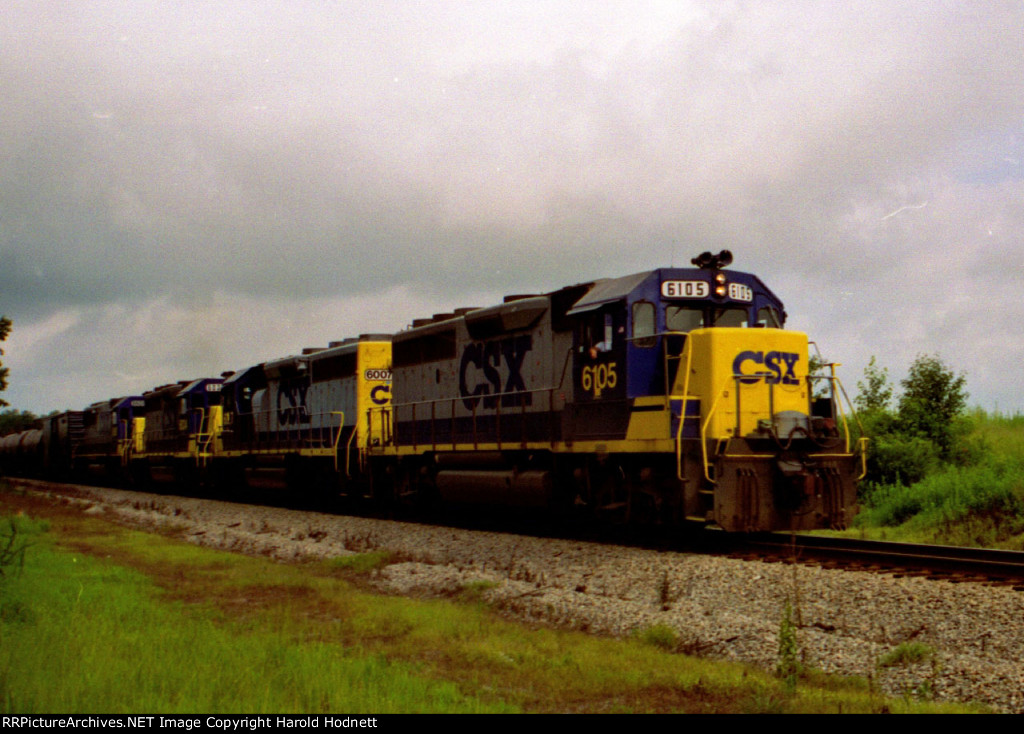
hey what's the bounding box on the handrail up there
[330,411,346,473]
[118,419,133,466]
[217,406,346,451]
[674,337,695,481]
[815,370,870,480]
[192,407,208,464]
[380,384,560,452]
[697,373,737,485]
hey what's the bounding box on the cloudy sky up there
[2,1,1023,415]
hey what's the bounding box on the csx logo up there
[732,350,801,385]
[459,335,532,410]
[369,384,391,406]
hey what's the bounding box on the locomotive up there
[0,253,865,532]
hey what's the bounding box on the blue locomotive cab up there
[564,256,787,439]
[133,377,224,489]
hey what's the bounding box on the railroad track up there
[729,533,1024,590]
[8,475,1024,589]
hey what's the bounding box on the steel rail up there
[735,533,1024,586]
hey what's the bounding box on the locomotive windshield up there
[757,306,783,328]
[665,305,749,332]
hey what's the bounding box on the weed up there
[504,543,520,579]
[746,684,790,714]
[777,601,800,693]
[877,641,935,669]
[0,513,48,577]
[341,529,379,552]
[459,580,499,603]
[328,550,393,573]
[634,624,679,652]
[657,570,672,610]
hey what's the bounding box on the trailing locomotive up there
[0,253,865,532]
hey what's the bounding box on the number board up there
[728,283,753,302]
[661,280,709,298]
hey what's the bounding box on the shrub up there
[866,434,940,487]
[857,457,1024,538]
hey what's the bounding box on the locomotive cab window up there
[757,306,782,328]
[665,306,703,333]
[631,301,656,348]
[580,311,615,356]
[710,307,748,327]
[666,305,749,331]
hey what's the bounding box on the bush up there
[857,457,1024,538]
[866,434,941,487]
[854,354,980,495]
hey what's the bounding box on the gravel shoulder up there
[37,483,1024,712]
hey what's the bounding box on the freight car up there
[0,253,865,532]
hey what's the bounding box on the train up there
[0,252,866,532]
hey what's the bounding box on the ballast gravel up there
[42,484,1024,712]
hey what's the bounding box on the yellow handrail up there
[331,411,346,473]
[674,336,695,481]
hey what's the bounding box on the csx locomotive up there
[0,253,865,532]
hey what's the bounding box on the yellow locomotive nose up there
[673,327,857,532]
[676,327,809,440]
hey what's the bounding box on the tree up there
[0,408,38,435]
[0,316,10,408]
[897,354,969,460]
[855,356,893,414]
[854,355,898,443]
[855,354,972,486]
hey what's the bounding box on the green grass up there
[632,624,679,652]
[0,531,503,713]
[969,409,1024,460]
[877,642,935,669]
[326,549,395,573]
[0,488,981,714]
[844,410,1024,548]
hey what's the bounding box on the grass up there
[877,642,935,669]
[836,410,1024,549]
[632,624,679,652]
[0,485,980,714]
[326,549,395,573]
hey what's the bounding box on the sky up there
[2,1,1023,415]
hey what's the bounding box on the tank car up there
[368,252,863,531]
[0,428,42,478]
